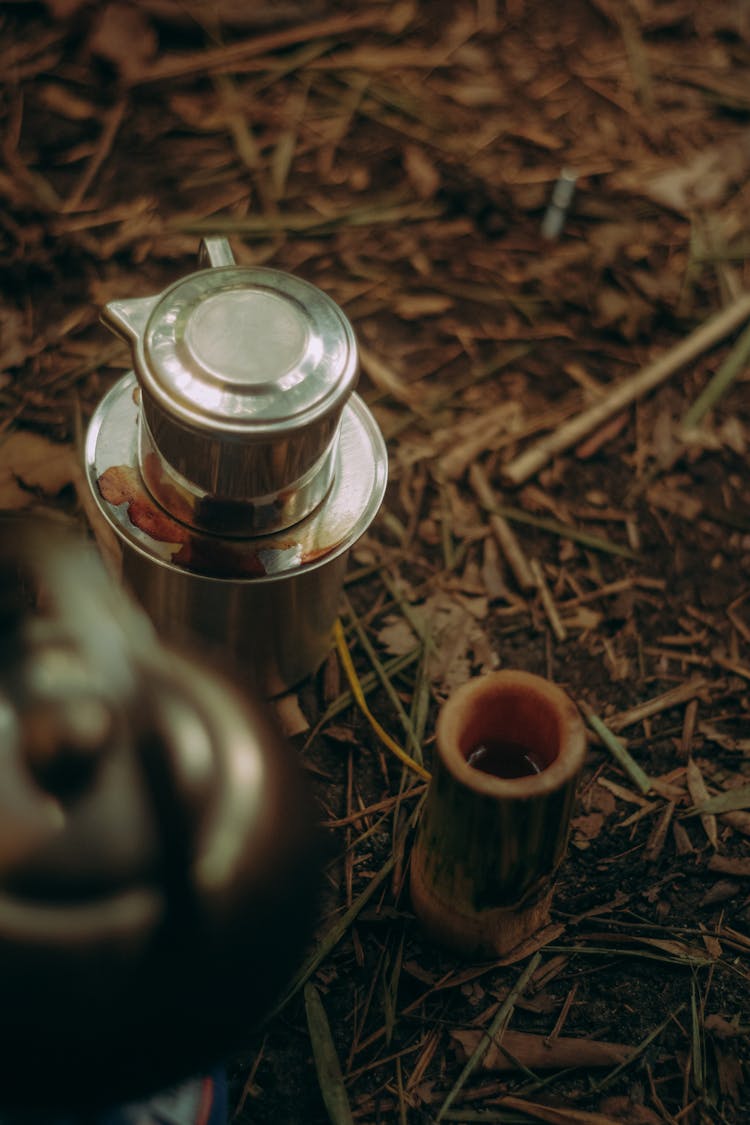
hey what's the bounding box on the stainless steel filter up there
[85,239,387,694]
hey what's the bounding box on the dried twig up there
[475,500,638,560]
[591,1007,683,1093]
[482,1096,624,1125]
[605,678,711,732]
[580,704,653,795]
[469,464,536,592]
[64,98,127,213]
[137,10,393,82]
[682,320,750,428]
[504,292,750,484]
[452,1026,631,1072]
[437,952,542,1122]
[686,758,718,848]
[334,619,430,781]
[530,559,567,642]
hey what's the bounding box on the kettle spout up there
[101,296,159,346]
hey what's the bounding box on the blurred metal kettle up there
[0,518,318,1111]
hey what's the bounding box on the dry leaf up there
[44,0,89,16]
[705,1013,743,1040]
[497,1097,624,1125]
[38,83,97,122]
[0,305,41,372]
[598,1098,664,1125]
[673,821,694,855]
[402,143,440,200]
[377,615,418,656]
[714,1044,745,1104]
[700,880,739,907]
[420,590,495,693]
[588,784,617,817]
[0,432,74,510]
[572,812,605,845]
[721,810,750,837]
[708,855,750,878]
[644,801,675,862]
[633,130,750,213]
[89,3,158,82]
[380,591,495,693]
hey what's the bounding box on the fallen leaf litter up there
[1,1,750,1122]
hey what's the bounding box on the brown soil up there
[2,2,750,1122]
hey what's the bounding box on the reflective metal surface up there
[89,240,387,687]
[102,241,358,536]
[85,372,387,693]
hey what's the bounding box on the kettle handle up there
[199,237,236,269]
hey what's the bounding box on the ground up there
[1,1,750,1123]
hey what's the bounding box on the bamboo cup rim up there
[436,670,586,799]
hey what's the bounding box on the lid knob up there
[101,240,359,536]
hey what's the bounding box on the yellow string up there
[333,618,431,782]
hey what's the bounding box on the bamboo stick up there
[411,672,586,958]
[469,465,536,591]
[437,953,542,1122]
[503,292,750,485]
[682,320,750,428]
[530,559,567,643]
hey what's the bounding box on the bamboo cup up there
[410,671,586,957]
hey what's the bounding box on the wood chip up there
[272,693,310,737]
[469,464,536,592]
[708,855,750,878]
[531,558,567,642]
[673,821,695,855]
[606,678,711,733]
[679,698,699,759]
[644,801,675,862]
[358,343,420,407]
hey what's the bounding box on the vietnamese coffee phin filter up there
[85,239,387,694]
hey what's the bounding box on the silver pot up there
[85,240,387,694]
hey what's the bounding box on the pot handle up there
[199,237,236,269]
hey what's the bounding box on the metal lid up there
[100,240,359,536]
[118,274,354,437]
